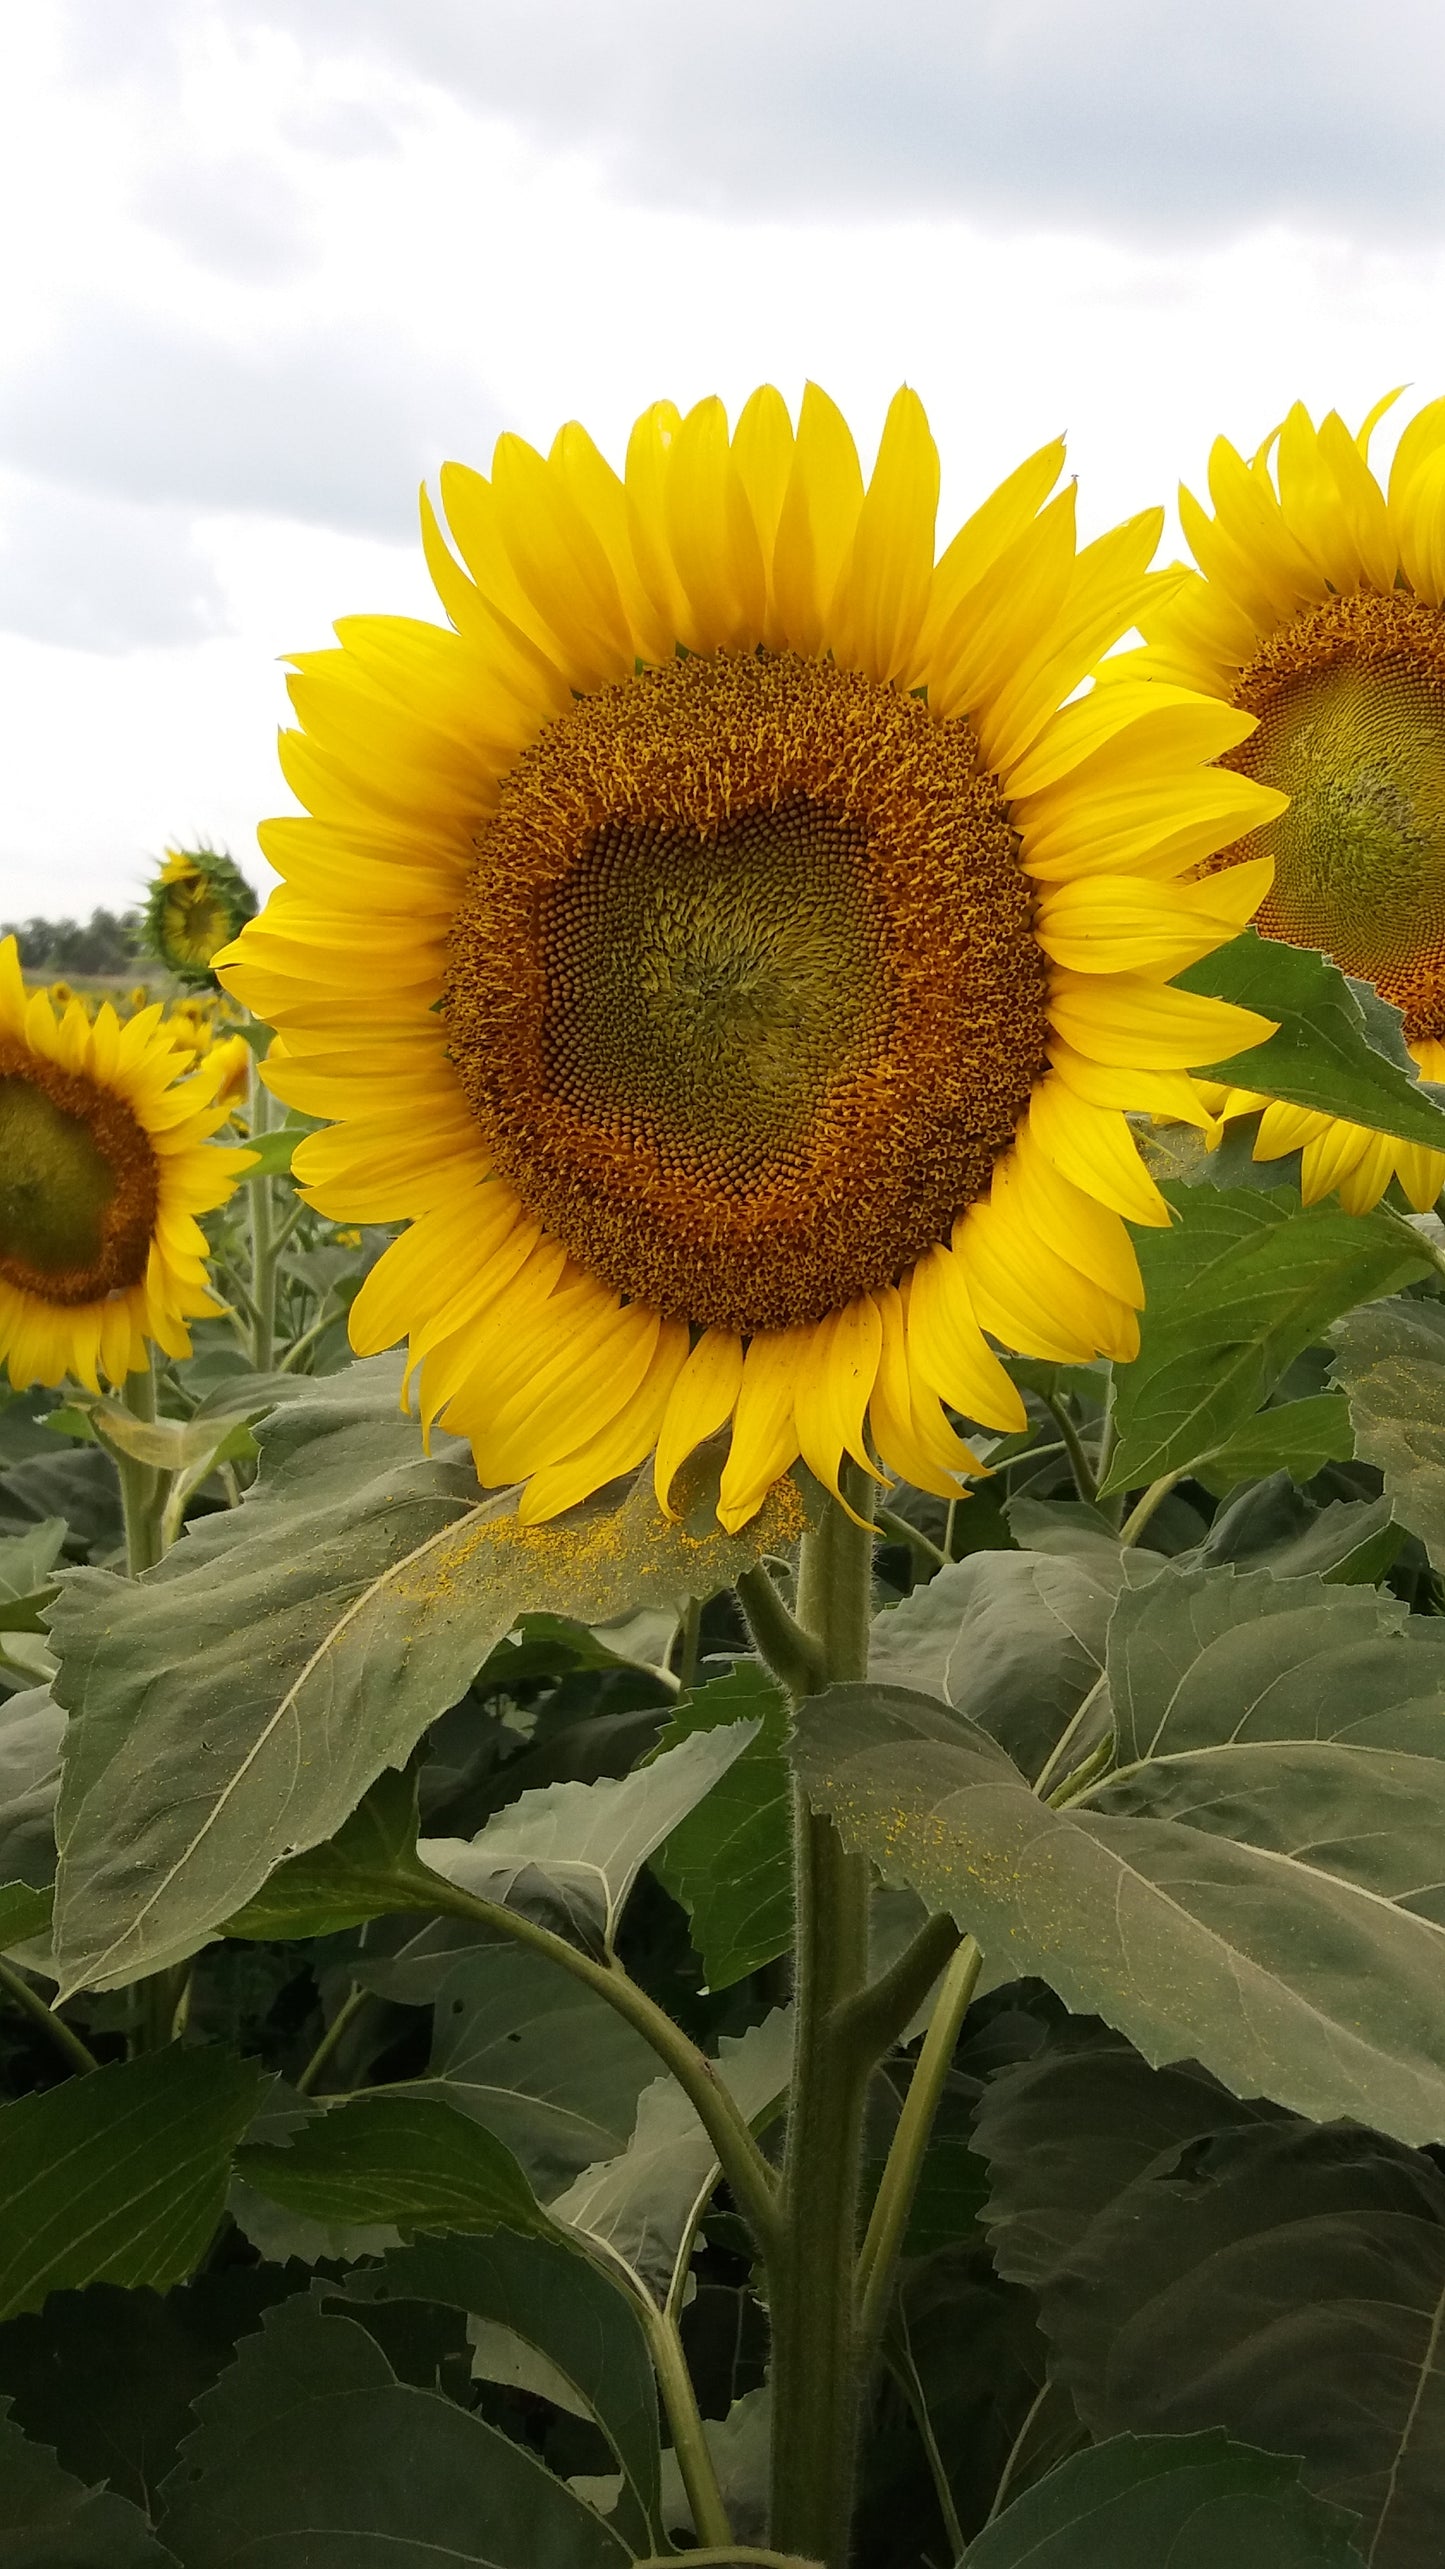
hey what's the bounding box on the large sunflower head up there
[219,384,1282,1529]
[144,844,258,988]
[1130,392,1445,1212]
[0,936,252,1391]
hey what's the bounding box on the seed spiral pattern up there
[0,1043,159,1305]
[1218,589,1445,1039]
[444,650,1049,1332]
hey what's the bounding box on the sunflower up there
[144,844,258,987]
[0,936,252,1391]
[218,384,1282,1529]
[1128,392,1445,1212]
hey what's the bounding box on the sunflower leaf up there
[1099,1186,1426,1495]
[961,2428,1365,2568]
[0,2047,265,2321]
[235,2093,550,2243]
[1023,2123,1445,2569]
[789,1559,1445,2146]
[1331,1295,1445,1568]
[47,1358,806,1995]
[1180,926,1445,1148]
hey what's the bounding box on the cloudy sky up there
[4,0,1445,917]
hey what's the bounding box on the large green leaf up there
[420,1720,760,1959]
[0,2397,177,2565]
[1100,1189,1426,1494]
[790,1585,1445,2143]
[343,2232,663,2551]
[159,2291,630,2567]
[371,1942,661,2198]
[1183,924,1445,1148]
[1190,1391,1355,1495]
[550,2007,792,2307]
[963,2428,1364,2568]
[0,2046,264,2320]
[1332,1294,1445,1566]
[869,1548,1125,1785]
[972,2033,1283,2289]
[236,2094,550,2242]
[0,1682,63,1894]
[48,1358,804,1994]
[1031,2121,1445,2569]
[651,1662,793,1987]
[0,2272,294,2516]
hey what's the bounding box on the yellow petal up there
[654,1328,744,1515]
[1027,1077,1170,1226]
[717,1329,806,1531]
[905,1245,1027,1432]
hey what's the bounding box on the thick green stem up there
[736,1563,824,1699]
[855,1938,982,2351]
[763,1470,876,2568]
[0,1956,99,2077]
[115,1358,166,1577]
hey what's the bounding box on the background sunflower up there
[220,384,1283,1527]
[0,934,252,1391]
[1130,392,1445,1212]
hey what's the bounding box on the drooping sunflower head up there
[219,384,1283,1528]
[1131,392,1445,1211]
[144,845,258,988]
[0,937,252,1391]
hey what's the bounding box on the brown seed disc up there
[1216,588,1445,1041]
[0,1042,159,1305]
[443,650,1048,1332]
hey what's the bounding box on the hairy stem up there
[0,1956,99,2077]
[115,1356,166,1576]
[855,1938,982,2351]
[736,1563,824,1700]
[761,1469,877,2568]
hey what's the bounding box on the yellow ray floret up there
[1130,390,1445,1212]
[219,384,1283,1528]
[0,936,253,1391]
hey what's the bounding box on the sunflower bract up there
[218,383,1283,1529]
[1131,391,1445,1214]
[0,937,253,1391]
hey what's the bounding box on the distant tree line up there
[0,909,144,976]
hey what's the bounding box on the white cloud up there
[0,476,230,655]
[213,0,1445,241]
[0,307,496,541]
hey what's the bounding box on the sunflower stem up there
[116,1356,166,1576]
[855,1937,983,2355]
[0,1956,99,2078]
[765,1467,876,2568]
[1037,1388,1099,1504]
[631,2290,735,2549]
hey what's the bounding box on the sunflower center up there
[0,1045,159,1306]
[1220,589,1445,1039]
[444,650,1049,1334]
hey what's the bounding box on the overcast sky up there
[5,0,1445,917]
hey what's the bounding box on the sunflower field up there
[7,386,1445,2568]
